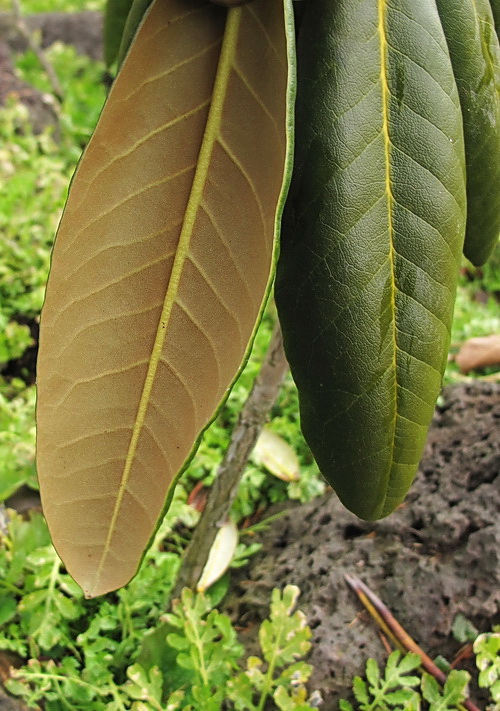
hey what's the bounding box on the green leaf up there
[259,586,311,667]
[137,622,194,696]
[366,658,381,690]
[273,684,316,710]
[226,671,257,710]
[275,0,466,520]
[384,688,420,706]
[104,0,135,67]
[396,654,421,677]
[352,676,369,705]
[474,631,500,699]
[451,613,478,644]
[436,0,500,266]
[348,653,422,710]
[166,632,191,651]
[116,0,154,67]
[53,592,80,620]
[421,670,469,710]
[489,0,500,39]
[0,596,17,626]
[125,663,163,703]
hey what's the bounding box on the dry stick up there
[11,0,64,102]
[345,574,481,711]
[172,321,289,599]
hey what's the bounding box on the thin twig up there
[171,321,289,599]
[11,0,63,102]
[345,574,481,711]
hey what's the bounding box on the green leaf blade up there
[104,0,135,67]
[436,0,500,266]
[276,0,466,520]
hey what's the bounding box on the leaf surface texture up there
[276,0,466,519]
[37,0,293,596]
[436,0,500,265]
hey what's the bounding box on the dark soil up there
[223,381,500,709]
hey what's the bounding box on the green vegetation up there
[339,651,472,711]
[0,0,104,11]
[2,504,498,711]
[474,629,500,705]
[339,637,500,710]
[0,514,316,711]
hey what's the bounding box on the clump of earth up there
[223,381,499,708]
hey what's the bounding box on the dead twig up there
[345,573,481,711]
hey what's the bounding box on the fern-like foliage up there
[339,651,472,711]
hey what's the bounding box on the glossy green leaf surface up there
[103,0,134,67]
[276,0,466,520]
[437,0,500,266]
[117,0,154,67]
[490,0,500,37]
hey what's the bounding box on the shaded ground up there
[224,382,500,708]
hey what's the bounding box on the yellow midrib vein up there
[378,0,399,515]
[92,6,243,594]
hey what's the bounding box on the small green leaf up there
[53,593,80,620]
[165,632,190,651]
[352,676,369,705]
[125,663,163,703]
[366,657,381,689]
[451,613,478,644]
[0,596,17,626]
[421,670,469,710]
[273,683,316,710]
[474,632,500,699]
[259,586,311,667]
[396,653,421,676]
[226,671,257,710]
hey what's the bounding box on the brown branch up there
[171,321,289,599]
[345,574,482,711]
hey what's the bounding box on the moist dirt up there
[223,381,500,709]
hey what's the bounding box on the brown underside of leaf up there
[36,0,289,596]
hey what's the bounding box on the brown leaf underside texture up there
[36,0,289,597]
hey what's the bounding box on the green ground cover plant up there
[1,517,317,711]
[0,0,104,11]
[339,651,472,711]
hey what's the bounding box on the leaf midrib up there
[377,0,398,516]
[91,6,243,595]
